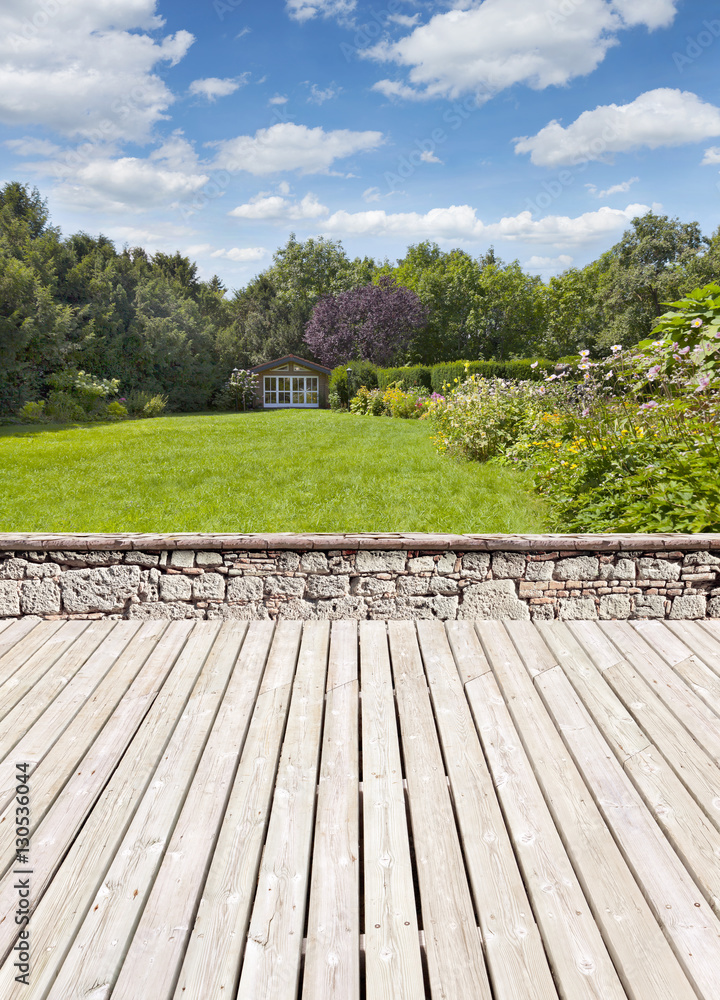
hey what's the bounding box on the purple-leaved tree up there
[303,277,428,367]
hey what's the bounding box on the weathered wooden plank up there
[359,621,425,1000]
[111,622,272,1000]
[0,619,200,960]
[565,619,625,671]
[0,620,212,997]
[444,620,491,684]
[0,617,52,667]
[475,621,697,1000]
[0,619,91,722]
[529,621,650,760]
[599,622,720,767]
[0,622,169,844]
[603,659,720,832]
[698,619,720,644]
[236,621,330,1000]
[174,622,302,1000]
[0,620,139,769]
[532,656,720,1000]
[632,621,720,716]
[50,621,262,1000]
[504,619,558,678]
[303,621,360,1000]
[0,620,11,636]
[469,626,628,1000]
[419,621,558,1000]
[666,620,720,680]
[389,621,492,1000]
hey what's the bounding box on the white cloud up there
[0,1,194,142]
[211,247,268,262]
[189,77,246,101]
[5,137,61,157]
[308,83,341,104]
[321,202,652,247]
[363,187,381,202]
[387,13,420,28]
[702,147,720,165]
[285,0,356,23]
[515,89,720,167]
[420,150,443,164]
[365,0,679,101]
[586,176,639,197]
[525,254,574,271]
[229,191,328,221]
[209,122,384,175]
[269,94,289,105]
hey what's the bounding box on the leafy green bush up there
[329,361,378,406]
[142,394,168,417]
[18,400,46,423]
[45,391,86,422]
[46,369,120,414]
[376,365,432,391]
[123,390,156,416]
[106,401,128,420]
[429,359,556,394]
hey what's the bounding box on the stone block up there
[684,551,720,566]
[459,580,530,620]
[530,604,555,621]
[408,556,435,573]
[428,577,459,595]
[634,595,666,618]
[669,595,706,620]
[0,581,21,617]
[227,576,264,602]
[59,566,141,613]
[397,596,459,620]
[599,558,636,581]
[461,552,490,576]
[51,551,123,566]
[0,558,28,580]
[306,575,350,599]
[526,561,554,581]
[355,550,407,574]
[196,551,223,567]
[20,580,61,615]
[554,556,599,581]
[170,550,195,568]
[192,573,226,601]
[599,595,631,620]
[124,552,160,567]
[206,603,270,620]
[159,574,192,602]
[491,552,526,579]
[25,562,61,579]
[708,597,720,618]
[397,576,430,596]
[558,598,598,620]
[128,601,205,620]
[275,551,301,572]
[351,577,393,597]
[264,575,305,597]
[300,552,329,574]
[435,552,457,574]
[314,597,368,620]
[637,558,681,581]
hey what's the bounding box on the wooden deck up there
[0,616,719,999]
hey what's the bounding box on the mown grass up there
[0,410,549,533]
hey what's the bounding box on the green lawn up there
[0,410,548,533]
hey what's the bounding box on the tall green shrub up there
[376,365,432,391]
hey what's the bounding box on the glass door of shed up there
[264,375,319,407]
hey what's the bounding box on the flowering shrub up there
[428,286,720,531]
[349,381,431,418]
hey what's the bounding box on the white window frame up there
[264,375,319,407]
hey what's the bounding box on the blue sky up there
[2,0,719,289]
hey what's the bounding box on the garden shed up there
[250,354,331,409]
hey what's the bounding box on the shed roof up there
[249,354,332,375]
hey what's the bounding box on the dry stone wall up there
[1,535,720,621]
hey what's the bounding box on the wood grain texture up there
[47,621,254,1000]
[237,621,330,1000]
[632,621,720,715]
[303,621,360,1000]
[419,621,558,1000]
[444,620,491,684]
[0,619,211,998]
[389,621,492,1000]
[476,621,697,1000]
[533,657,720,1000]
[0,618,60,677]
[174,621,302,1000]
[359,621,425,1000]
[112,621,272,1000]
[666,620,720,680]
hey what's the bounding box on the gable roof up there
[249,354,332,375]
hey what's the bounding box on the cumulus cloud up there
[286,0,356,23]
[420,150,443,164]
[321,202,651,247]
[54,155,209,213]
[525,254,574,271]
[586,176,639,197]
[269,94,289,105]
[366,0,679,101]
[189,77,246,101]
[702,147,720,165]
[0,1,193,142]
[229,191,328,221]
[308,83,341,104]
[5,137,61,157]
[210,247,268,262]
[209,122,384,175]
[515,89,720,167]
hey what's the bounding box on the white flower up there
[611,344,622,352]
